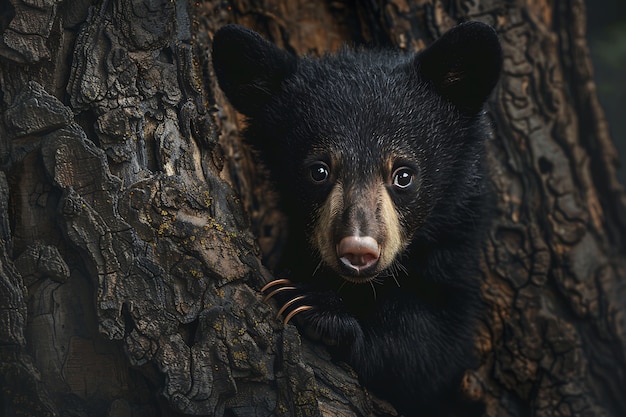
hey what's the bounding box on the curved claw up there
[284,305,313,325]
[263,286,297,302]
[276,295,308,319]
[260,278,292,293]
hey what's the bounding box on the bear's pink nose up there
[337,236,380,274]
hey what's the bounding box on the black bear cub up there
[212,21,502,416]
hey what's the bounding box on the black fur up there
[213,22,502,416]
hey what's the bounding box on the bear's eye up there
[392,167,414,189]
[309,162,330,183]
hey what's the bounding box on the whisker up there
[392,274,401,288]
[369,281,377,300]
[371,276,385,285]
[388,260,407,288]
[311,260,323,277]
[393,260,408,276]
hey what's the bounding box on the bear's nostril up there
[341,252,378,267]
[337,236,380,273]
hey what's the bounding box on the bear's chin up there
[340,275,378,284]
[341,275,376,284]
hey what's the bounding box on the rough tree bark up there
[0,1,625,416]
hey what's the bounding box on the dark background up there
[587,0,626,184]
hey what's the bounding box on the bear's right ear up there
[212,25,297,116]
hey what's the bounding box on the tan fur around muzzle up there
[311,181,403,280]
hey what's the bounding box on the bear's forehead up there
[279,77,449,150]
[270,52,465,166]
[282,76,421,134]
[280,56,453,132]
[289,57,412,105]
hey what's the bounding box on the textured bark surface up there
[0,1,625,417]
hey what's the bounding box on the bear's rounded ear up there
[415,21,502,114]
[212,25,297,116]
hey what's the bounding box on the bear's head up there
[212,22,502,283]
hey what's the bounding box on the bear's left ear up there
[212,24,297,116]
[415,21,502,114]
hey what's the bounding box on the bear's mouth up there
[337,254,380,283]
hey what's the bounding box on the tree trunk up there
[1,1,625,416]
